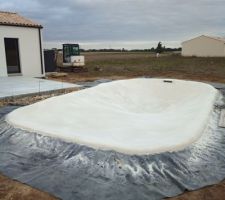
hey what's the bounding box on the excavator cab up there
[62,44,85,68]
[63,44,80,63]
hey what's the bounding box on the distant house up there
[182,35,225,57]
[0,11,44,77]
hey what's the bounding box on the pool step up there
[219,109,225,128]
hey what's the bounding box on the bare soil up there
[0,174,58,200]
[0,88,78,108]
[50,52,225,84]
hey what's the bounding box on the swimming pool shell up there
[6,78,219,155]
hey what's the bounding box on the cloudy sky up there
[1,0,225,49]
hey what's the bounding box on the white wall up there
[0,25,44,77]
[182,36,225,57]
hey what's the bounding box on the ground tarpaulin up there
[1,98,225,200]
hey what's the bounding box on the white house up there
[0,11,44,77]
[182,35,225,57]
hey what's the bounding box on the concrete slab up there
[0,77,80,99]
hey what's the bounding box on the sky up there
[1,0,225,49]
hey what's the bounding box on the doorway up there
[4,38,21,74]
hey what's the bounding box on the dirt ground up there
[1,52,225,200]
[0,174,58,200]
[0,88,79,108]
[51,52,225,83]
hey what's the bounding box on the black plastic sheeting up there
[0,95,225,200]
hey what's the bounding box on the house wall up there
[0,25,44,77]
[182,36,225,57]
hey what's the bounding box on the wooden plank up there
[219,109,225,128]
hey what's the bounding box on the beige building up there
[182,35,225,57]
[0,11,44,77]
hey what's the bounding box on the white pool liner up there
[6,78,219,155]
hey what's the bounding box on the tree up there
[156,42,163,53]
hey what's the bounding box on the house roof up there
[182,35,225,44]
[0,11,42,28]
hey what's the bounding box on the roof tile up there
[0,11,42,28]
